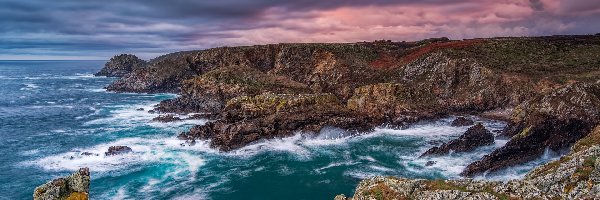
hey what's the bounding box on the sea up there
[0,60,560,199]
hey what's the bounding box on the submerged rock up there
[94,54,147,77]
[105,146,132,156]
[33,168,90,200]
[450,116,474,127]
[152,114,182,122]
[421,123,494,157]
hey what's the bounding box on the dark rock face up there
[105,146,132,156]
[462,82,600,177]
[178,93,373,151]
[152,114,182,122]
[33,168,90,200]
[95,54,147,77]
[450,117,474,127]
[421,123,494,157]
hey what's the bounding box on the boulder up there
[105,146,132,156]
[94,54,146,77]
[421,123,494,157]
[33,168,90,200]
[450,116,474,127]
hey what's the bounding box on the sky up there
[1,0,599,60]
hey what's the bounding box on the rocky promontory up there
[94,54,147,77]
[98,34,600,181]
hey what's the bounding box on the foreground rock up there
[105,146,132,156]
[462,82,600,176]
[94,54,147,77]
[33,168,90,200]
[421,123,494,157]
[178,93,372,151]
[338,131,600,200]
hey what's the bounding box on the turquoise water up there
[0,61,554,200]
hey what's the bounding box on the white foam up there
[29,137,211,175]
[20,83,39,90]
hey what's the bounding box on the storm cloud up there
[0,0,599,59]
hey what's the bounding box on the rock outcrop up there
[105,146,132,156]
[462,82,600,177]
[94,54,147,77]
[421,123,494,157]
[178,93,372,151]
[337,128,600,199]
[451,117,474,127]
[33,168,90,200]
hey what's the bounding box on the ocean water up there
[0,60,560,200]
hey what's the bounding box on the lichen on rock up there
[33,168,90,200]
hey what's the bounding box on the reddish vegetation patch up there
[369,53,398,69]
[401,40,483,65]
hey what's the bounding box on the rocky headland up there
[95,34,600,198]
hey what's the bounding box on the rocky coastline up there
[93,34,600,198]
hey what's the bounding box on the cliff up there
[98,34,600,177]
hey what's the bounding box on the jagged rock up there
[462,82,600,177]
[136,108,144,111]
[178,93,372,151]
[340,139,600,200]
[154,65,311,114]
[95,54,146,77]
[421,123,494,157]
[33,168,90,200]
[152,114,181,122]
[105,146,132,156]
[451,116,474,127]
